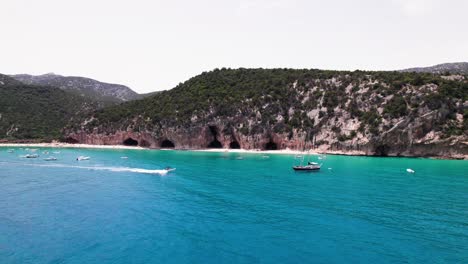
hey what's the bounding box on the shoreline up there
[0,142,146,150]
[0,143,465,160]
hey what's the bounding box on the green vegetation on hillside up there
[77,68,467,140]
[0,74,96,141]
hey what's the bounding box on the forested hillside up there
[67,68,468,158]
[0,74,97,141]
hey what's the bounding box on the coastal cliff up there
[65,69,468,159]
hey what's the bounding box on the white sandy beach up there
[1,143,465,159]
[0,143,146,150]
[0,142,338,156]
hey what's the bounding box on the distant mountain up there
[0,74,97,141]
[11,73,142,103]
[400,62,468,75]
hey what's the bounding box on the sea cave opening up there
[207,139,223,148]
[229,141,241,149]
[207,125,222,148]
[63,137,79,144]
[160,139,175,148]
[375,144,390,156]
[264,141,278,150]
[123,138,139,146]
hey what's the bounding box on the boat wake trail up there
[15,163,173,175]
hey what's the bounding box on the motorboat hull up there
[292,166,321,171]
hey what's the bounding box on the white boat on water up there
[53,151,61,154]
[293,161,322,171]
[120,156,129,159]
[24,154,39,158]
[164,167,176,172]
[406,168,415,173]
[44,157,57,161]
[76,156,90,161]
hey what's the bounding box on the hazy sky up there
[1,0,467,93]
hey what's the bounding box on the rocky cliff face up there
[65,69,468,159]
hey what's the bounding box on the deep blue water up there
[0,147,467,263]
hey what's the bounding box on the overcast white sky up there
[1,0,467,93]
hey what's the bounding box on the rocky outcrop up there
[64,68,468,159]
[66,118,468,159]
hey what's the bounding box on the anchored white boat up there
[293,161,322,171]
[76,156,90,161]
[44,157,57,161]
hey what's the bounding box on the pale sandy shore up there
[2,143,463,159]
[0,143,145,150]
[0,143,331,156]
[193,148,324,156]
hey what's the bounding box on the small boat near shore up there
[76,156,90,161]
[23,154,39,158]
[293,161,322,171]
[292,134,322,172]
[44,157,57,161]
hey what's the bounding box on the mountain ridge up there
[400,62,468,75]
[11,73,142,103]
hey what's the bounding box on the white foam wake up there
[22,163,173,175]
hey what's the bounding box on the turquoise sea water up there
[0,147,467,264]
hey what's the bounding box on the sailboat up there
[292,133,321,171]
[292,159,321,171]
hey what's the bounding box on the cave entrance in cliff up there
[264,141,278,150]
[123,138,138,146]
[207,139,223,148]
[375,144,390,156]
[207,125,223,148]
[63,137,79,144]
[229,141,241,149]
[160,139,175,148]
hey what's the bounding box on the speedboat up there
[76,156,90,161]
[44,157,57,161]
[24,154,39,158]
[293,162,321,171]
[164,167,176,172]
